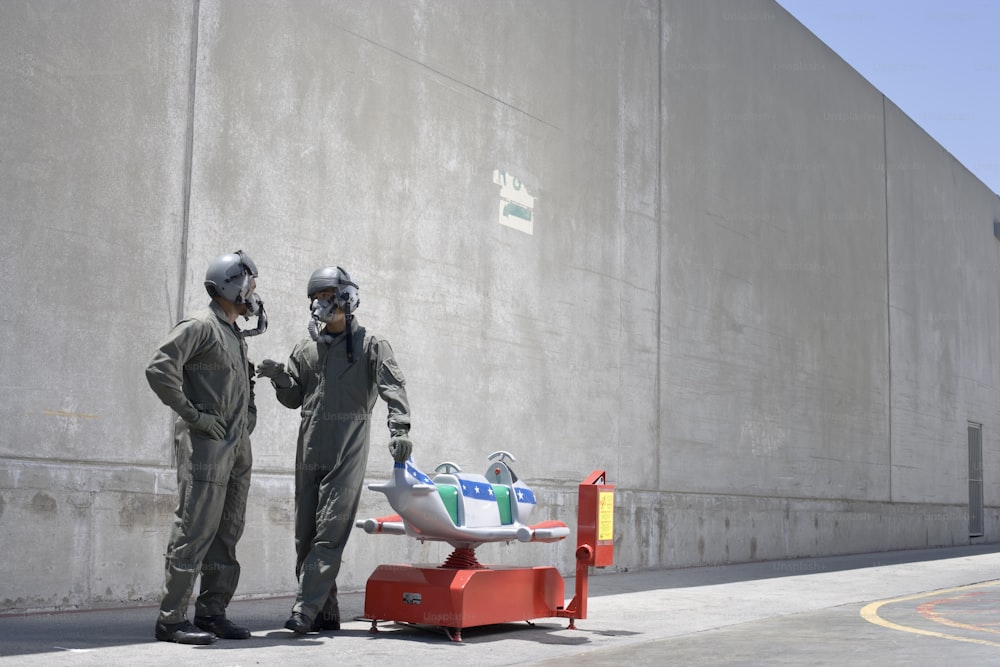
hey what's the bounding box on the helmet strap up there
[344,311,355,363]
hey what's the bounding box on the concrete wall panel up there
[661,0,889,505]
[1,0,197,610]
[181,0,662,488]
[1,0,194,466]
[885,100,1000,506]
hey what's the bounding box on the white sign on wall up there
[493,169,536,235]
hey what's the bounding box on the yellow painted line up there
[860,581,1000,648]
[41,409,101,419]
[917,591,1000,636]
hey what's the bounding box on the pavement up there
[3,543,1000,666]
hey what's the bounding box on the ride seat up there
[432,472,514,527]
[432,473,462,525]
[492,485,513,525]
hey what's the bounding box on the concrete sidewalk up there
[2,544,1000,666]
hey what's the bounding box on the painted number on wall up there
[493,169,536,235]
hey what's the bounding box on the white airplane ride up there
[355,450,570,550]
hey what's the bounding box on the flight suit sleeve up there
[145,319,206,424]
[274,348,304,410]
[372,337,411,434]
[247,359,258,434]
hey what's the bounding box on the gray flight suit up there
[274,317,410,622]
[146,301,256,624]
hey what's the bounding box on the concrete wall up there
[885,99,1000,507]
[661,1,892,564]
[1,0,199,609]
[657,0,1000,566]
[1,0,998,612]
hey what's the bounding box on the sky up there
[775,0,1000,196]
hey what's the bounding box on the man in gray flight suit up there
[146,250,267,645]
[256,265,412,634]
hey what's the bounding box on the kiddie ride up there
[354,450,614,642]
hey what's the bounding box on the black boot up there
[284,612,312,634]
[311,610,341,632]
[194,614,251,639]
[155,620,217,645]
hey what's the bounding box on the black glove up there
[256,359,292,388]
[247,407,257,435]
[187,412,226,440]
[388,431,413,463]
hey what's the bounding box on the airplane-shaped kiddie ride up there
[354,450,615,642]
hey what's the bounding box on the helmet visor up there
[236,250,258,277]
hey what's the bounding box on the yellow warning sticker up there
[598,491,614,541]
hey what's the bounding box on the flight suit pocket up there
[382,356,406,385]
[189,440,231,484]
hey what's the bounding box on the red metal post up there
[557,470,614,627]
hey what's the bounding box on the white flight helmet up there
[204,250,267,336]
[204,250,259,313]
[307,266,359,322]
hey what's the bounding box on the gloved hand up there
[388,432,413,463]
[247,407,257,435]
[256,359,292,388]
[187,412,226,440]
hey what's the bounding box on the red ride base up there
[364,563,566,641]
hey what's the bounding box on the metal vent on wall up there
[969,423,984,538]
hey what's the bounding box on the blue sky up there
[775,0,1000,196]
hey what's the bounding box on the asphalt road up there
[3,543,1000,666]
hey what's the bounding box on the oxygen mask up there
[239,293,268,337]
